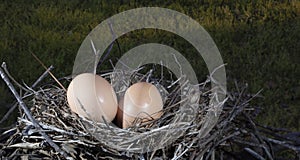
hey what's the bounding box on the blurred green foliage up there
[0,0,299,132]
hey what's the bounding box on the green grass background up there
[0,0,299,131]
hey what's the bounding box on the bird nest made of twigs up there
[0,64,299,160]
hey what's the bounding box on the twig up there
[244,148,265,160]
[257,124,291,133]
[7,142,41,149]
[172,138,197,160]
[0,67,69,158]
[30,52,66,91]
[0,102,18,124]
[0,65,54,124]
[1,62,30,92]
[263,137,300,152]
[31,65,54,88]
[19,118,81,136]
[243,113,273,160]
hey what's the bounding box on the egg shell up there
[67,73,118,122]
[117,82,163,128]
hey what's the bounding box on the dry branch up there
[0,65,53,125]
[0,67,69,159]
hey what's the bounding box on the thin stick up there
[0,102,18,124]
[31,65,54,88]
[244,148,265,160]
[0,65,54,124]
[263,136,300,152]
[0,67,68,158]
[30,52,66,91]
[1,62,30,92]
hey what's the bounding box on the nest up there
[0,63,299,160]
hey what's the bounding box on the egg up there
[117,82,163,128]
[67,73,118,123]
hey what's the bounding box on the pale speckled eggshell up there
[117,82,163,128]
[67,73,118,123]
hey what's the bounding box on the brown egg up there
[67,73,118,123]
[117,82,163,128]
